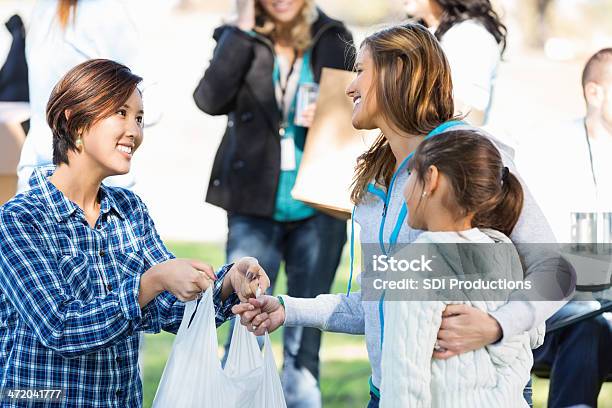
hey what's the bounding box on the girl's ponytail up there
[473,168,524,237]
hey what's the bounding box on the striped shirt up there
[0,166,237,407]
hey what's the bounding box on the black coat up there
[193,10,355,217]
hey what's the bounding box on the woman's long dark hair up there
[425,0,507,54]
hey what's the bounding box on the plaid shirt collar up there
[29,166,127,223]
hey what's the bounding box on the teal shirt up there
[273,50,317,222]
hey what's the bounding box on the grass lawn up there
[141,242,612,408]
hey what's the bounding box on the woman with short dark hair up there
[0,59,269,407]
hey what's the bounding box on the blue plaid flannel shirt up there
[0,166,239,407]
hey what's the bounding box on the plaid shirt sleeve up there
[136,198,238,334]
[0,209,145,359]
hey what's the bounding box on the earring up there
[421,191,428,198]
[75,135,83,151]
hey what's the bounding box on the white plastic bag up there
[152,288,286,408]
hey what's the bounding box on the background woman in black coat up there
[193,1,355,406]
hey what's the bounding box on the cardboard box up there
[0,104,28,205]
[291,68,377,219]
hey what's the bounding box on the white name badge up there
[280,137,297,171]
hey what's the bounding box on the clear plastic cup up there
[294,82,319,127]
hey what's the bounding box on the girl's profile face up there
[404,169,427,229]
[403,0,434,19]
[80,89,144,177]
[346,46,380,130]
[259,0,305,25]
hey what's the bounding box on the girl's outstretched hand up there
[232,295,285,336]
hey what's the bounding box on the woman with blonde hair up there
[233,22,571,407]
[193,1,355,406]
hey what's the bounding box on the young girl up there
[233,23,569,408]
[380,130,544,407]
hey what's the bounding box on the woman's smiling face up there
[258,0,305,24]
[346,46,381,130]
[79,89,144,177]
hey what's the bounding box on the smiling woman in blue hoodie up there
[233,23,572,408]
